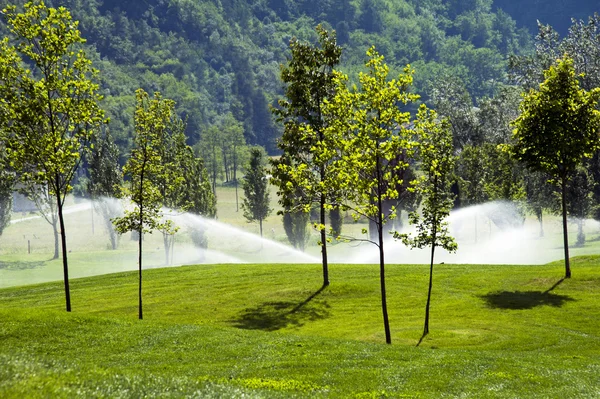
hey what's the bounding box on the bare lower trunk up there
[56,194,71,312]
[320,190,329,287]
[138,228,143,320]
[424,243,436,337]
[561,176,571,278]
[376,156,391,344]
[52,221,59,260]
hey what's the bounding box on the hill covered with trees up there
[0,0,554,155]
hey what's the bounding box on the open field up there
[1,257,600,397]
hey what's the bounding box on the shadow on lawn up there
[231,285,330,331]
[481,279,575,310]
[0,260,47,271]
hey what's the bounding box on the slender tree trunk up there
[138,226,143,320]
[561,176,571,278]
[376,156,391,344]
[56,192,71,312]
[52,220,59,260]
[538,210,544,238]
[424,242,436,337]
[320,189,329,287]
[259,218,263,238]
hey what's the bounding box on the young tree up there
[327,47,421,344]
[271,25,342,287]
[112,89,181,320]
[509,55,600,278]
[396,107,457,342]
[87,128,122,250]
[242,147,272,238]
[1,2,105,312]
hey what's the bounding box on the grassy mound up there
[1,258,599,397]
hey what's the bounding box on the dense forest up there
[0,0,596,154]
[0,0,536,153]
[1,0,596,157]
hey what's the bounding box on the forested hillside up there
[0,0,525,153]
[0,0,597,157]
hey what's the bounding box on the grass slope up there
[1,257,600,397]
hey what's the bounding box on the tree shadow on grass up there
[0,260,47,271]
[480,279,575,310]
[231,285,330,331]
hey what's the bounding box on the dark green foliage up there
[1,0,532,157]
[283,209,310,251]
[0,174,11,240]
[329,206,343,237]
[242,148,272,238]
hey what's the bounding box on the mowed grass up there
[1,257,600,397]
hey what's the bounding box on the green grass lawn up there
[1,257,599,397]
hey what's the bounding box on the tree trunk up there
[561,176,571,278]
[424,242,436,337]
[55,192,71,312]
[52,219,59,260]
[376,156,391,344]
[259,218,263,238]
[538,210,544,238]
[138,227,143,320]
[320,190,329,287]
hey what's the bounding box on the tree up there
[565,166,595,247]
[1,2,105,312]
[0,153,12,242]
[87,128,122,250]
[271,25,342,287]
[183,155,217,255]
[112,89,181,320]
[509,55,600,278]
[242,147,272,238]
[283,208,310,251]
[219,113,246,211]
[154,109,188,265]
[327,47,421,344]
[396,107,457,343]
[523,170,556,237]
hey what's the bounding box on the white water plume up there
[330,201,600,265]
